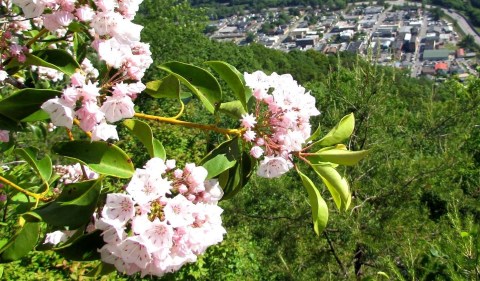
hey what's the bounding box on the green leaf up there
[218,100,247,119]
[25,49,80,76]
[0,88,61,123]
[0,221,40,262]
[220,152,255,200]
[312,164,351,211]
[85,261,116,277]
[21,110,50,122]
[315,113,355,147]
[55,231,104,261]
[202,154,237,179]
[123,119,166,159]
[145,75,181,99]
[306,123,322,143]
[73,32,88,63]
[159,61,222,113]
[52,141,134,178]
[15,147,52,183]
[200,138,253,199]
[205,61,249,110]
[26,179,102,228]
[296,167,329,235]
[201,137,240,164]
[307,146,369,166]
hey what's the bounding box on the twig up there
[324,231,348,277]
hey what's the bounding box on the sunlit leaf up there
[52,141,134,178]
[202,154,237,179]
[145,74,181,99]
[123,119,166,159]
[159,61,222,113]
[0,88,61,124]
[26,179,102,228]
[218,100,247,118]
[205,61,249,110]
[15,147,52,183]
[306,146,369,166]
[315,113,355,147]
[25,49,80,76]
[296,167,329,235]
[0,221,40,262]
[312,164,351,211]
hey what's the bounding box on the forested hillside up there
[1,0,479,280]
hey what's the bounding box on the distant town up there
[207,4,478,80]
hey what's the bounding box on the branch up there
[134,112,244,136]
[324,231,348,277]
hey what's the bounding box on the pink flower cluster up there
[8,0,152,138]
[241,71,320,178]
[54,163,99,185]
[0,130,9,142]
[96,158,226,277]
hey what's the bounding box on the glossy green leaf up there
[202,154,237,179]
[218,100,247,118]
[15,147,52,183]
[0,222,40,262]
[85,261,116,277]
[73,32,88,64]
[205,61,249,110]
[312,164,351,211]
[220,152,255,200]
[21,110,50,122]
[145,74,181,99]
[0,114,22,131]
[52,141,134,178]
[123,119,166,159]
[315,113,355,147]
[26,179,102,228]
[201,137,240,164]
[159,61,222,113]
[55,230,104,261]
[306,123,322,143]
[307,146,369,166]
[0,88,61,123]
[25,49,80,76]
[296,167,329,235]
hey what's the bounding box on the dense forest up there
[1,0,479,280]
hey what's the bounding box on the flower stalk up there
[0,175,49,203]
[134,112,244,136]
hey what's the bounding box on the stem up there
[324,231,347,277]
[26,28,48,47]
[0,175,48,202]
[73,119,92,138]
[134,113,244,136]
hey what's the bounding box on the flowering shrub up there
[0,0,368,278]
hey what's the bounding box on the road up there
[442,9,480,46]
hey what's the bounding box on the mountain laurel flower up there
[91,122,119,141]
[101,95,135,123]
[257,156,291,178]
[97,158,226,277]
[240,113,257,129]
[0,70,8,82]
[0,130,9,143]
[240,71,321,178]
[250,146,264,159]
[243,130,256,142]
[41,98,74,129]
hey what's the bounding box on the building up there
[296,37,316,48]
[422,49,453,61]
[340,29,354,40]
